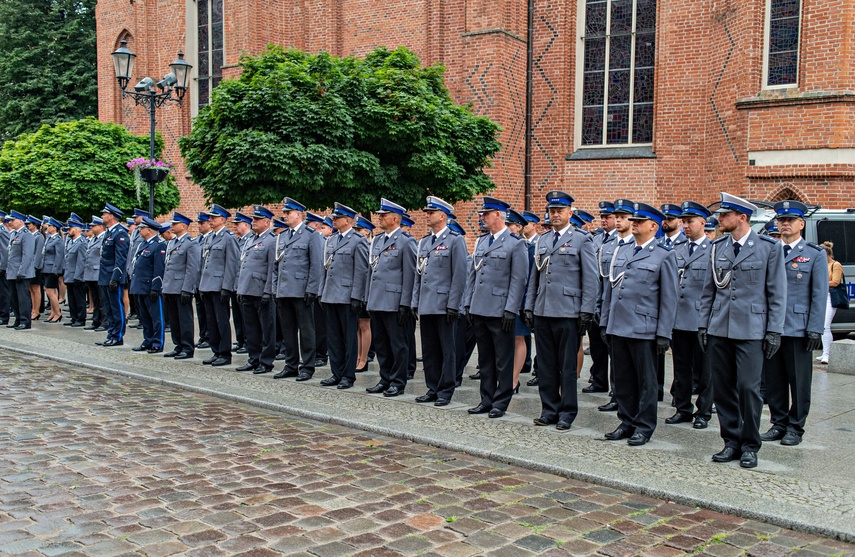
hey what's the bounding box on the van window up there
[816,221,855,265]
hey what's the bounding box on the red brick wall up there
[96,0,855,230]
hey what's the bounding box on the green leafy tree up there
[0,118,181,217]
[179,46,501,214]
[0,0,98,140]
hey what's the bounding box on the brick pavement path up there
[1,352,852,557]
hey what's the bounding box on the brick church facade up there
[96,0,855,226]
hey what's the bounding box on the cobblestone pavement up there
[1,352,854,557]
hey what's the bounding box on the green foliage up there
[0,118,181,217]
[0,0,98,140]
[180,45,501,214]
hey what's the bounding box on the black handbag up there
[830,265,849,310]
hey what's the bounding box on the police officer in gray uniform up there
[84,217,106,331]
[666,201,714,429]
[0,212,10,325]
[162,212,202,360]
[62,218,87,327]
[412,196,468,406]
[699,193,786,469]
[236,205,278,374]
[601,202,678,445]
[199,204,239,367]
[5,210,36,330]
[465,196,529,419]
[319,202,370,389]
[231,212,252,353]
[761,200,827,446]
[584,201,617,394]
[272,198,324,380]
[364,199,417,397]
[524,191,598,430]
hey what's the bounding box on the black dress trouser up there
[708,336,764,453]
[588,323,610,390]
[611,336,658,438]
[9,278,31,328]
[534,316,581,424]
[421,314,458,400]
[67,280,87,325]
[473,315,515,411]
[371,310,410,390]
[203,291,232,358]
[164,293,195,355]
[671,329,712,419]
[241,295,276,368]
[765,335,812,436]
[276,297,316,375]
[325,303,358,382]
[0,271,10,322]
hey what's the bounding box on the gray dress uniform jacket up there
[162,234,202,295]
[273,223,324,298]
[7,228,36,279]
[601,241,678,340]
[673,239,712,332]
[698,231,786,340]
[236,229,277,297]
[319,230,369,304]
[126,228,142,278]
[525,228,599,317]
[366,229,417,312]
[63,237,85,283]
[199,229,240,293]
[411,228,468,315]
[660,232,688,249]
[42,233,64,275]
[781,240,827,337]
[33,232,45,270]
[0,227,10,272]
[465,229,528,318]
[83,234,103,282]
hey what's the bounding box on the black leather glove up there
[221,289,231,304]
[591,312,600,327]
[656,336,671,355]
[466,307,474,326]
[16,275,24,283]
[261,293,272,305]
[237,294,244,305]
[763,331,782,359]
[698,328,708,353]
[805,331,822,352]
[180,291,192,304]
[411,307,418,321]
[149,291,158,301]
[109,280,118,292]
[523,309,534,330]
[578,312,594,337]
[446,307,459,323]
[501,310,516,333]
[397,305,410,325]
[350,298,363,314]
[304,292,317,307]
[600,327,609,348]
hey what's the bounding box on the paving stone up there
[306,541,354,557]
[387,535,435,554]
[514,534,558,553]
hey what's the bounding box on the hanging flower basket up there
[140,167,169,183]
[127,158,173,205]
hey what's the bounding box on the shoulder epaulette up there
[712,236,729,244]
[305,226,315,233]
[577,229,590,236]
[806,241,823,252]
[421,233,432,239]
[478,232,490,238]
[656,242,672,251]
[759,235,778,244]
[510,232,522,240]
[448,230,460,236]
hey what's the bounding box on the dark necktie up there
[633,245,642,256]
[665,237,672,248]
[488,235,494,246]
[783,245,792,258]
[289,228,295,240]
[733,242,741,257]
[689,242,696,256]
[431,234,438,245]
[618,239,627,247]
[553,231,560,247]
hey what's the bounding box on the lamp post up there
[110,40,193,216]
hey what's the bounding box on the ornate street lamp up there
[110,40,193,216]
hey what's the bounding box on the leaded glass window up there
[580,0,655,146]
[766,0,800,87]
[197,0,223,108]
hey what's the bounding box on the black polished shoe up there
[164,349,180,358]
[70,322,84,328]
[132,345,149,352]
[295,372,313,381]
[275,353,286,361]
[627,432,649,446]
[760,427,786,442]
[356,362,369,372]
[314,358,328,367]
[102,338,122,346]
[13,324,31,331]
[94,326,107,332]
[598,401,619,412]
[555,420,572,431]
[337,379,354,389]
[319,376,341,386]
[383,387,403,397]
[146,347,163,354]
[235,346,248,354]
[488,409,505,418]
[196,341,211,349]
[468,404,491,415]
[415,393,437,403]
[468,372,481,380]
[582,385,608,394]
[780,432,802,446]
[366,383,389,394]
[533,417,556,427]
[253,366,274,375]
[236,363,259,372]
[739,451,758,468]
[712,447,741,463]
[277,369,299,379]
[604,426,633,441]
[211,357,231,367]
[526,376,539,386]
[202,356,217,365]
[174,352,193,360]
[434,398,450,407]
[692,417,708,429]
[665,412,693,425]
